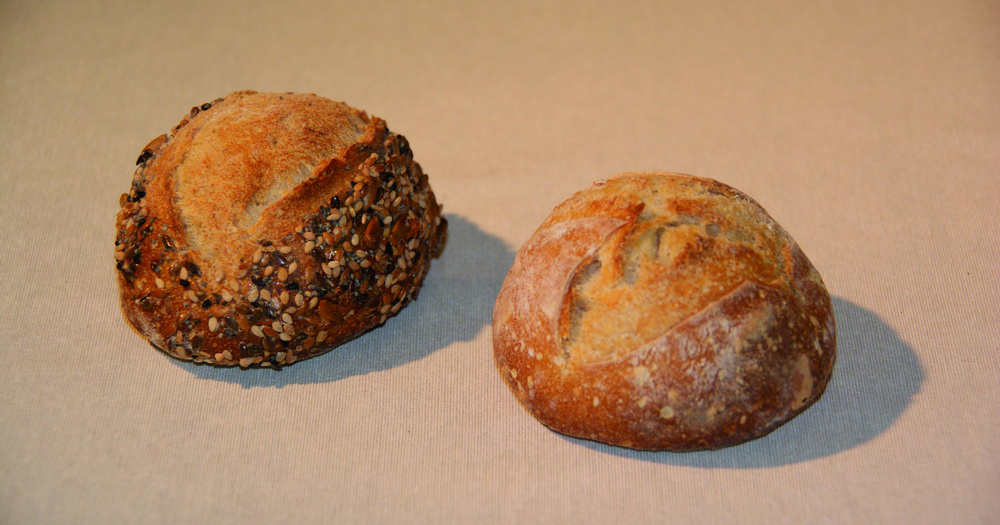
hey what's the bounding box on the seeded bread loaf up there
[115,91,447,368]
[492,172,835,450]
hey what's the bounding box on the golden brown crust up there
[492,172,835,450]
[115,91,447,368]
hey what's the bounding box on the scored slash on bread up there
[115,91,447,368]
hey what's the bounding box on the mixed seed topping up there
[115,98,446,368]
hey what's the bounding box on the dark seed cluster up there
[115,99,446,368]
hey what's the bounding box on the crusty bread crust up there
[492,172,835,450]
[115,91,446,368]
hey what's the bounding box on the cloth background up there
[1,1,998,523]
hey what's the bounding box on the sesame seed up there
[179,267,188,280]
[272,321,283,333]
[253,249,263,263]
[327,212,341,221]
[321,262,332,275]
[295,293,304,306]
[221,290,233,302]
[208,317,219,332]
[288,262,297,274]
[304,241,314,253]
[280,246,292,254]
[155,277,165,289]
[348,261,360,271]
[240,358,254,368]
[309,297,319,308]
[317,331,328,343]
[260,289,271,301]
[280,290,289,304]
[351,234,359,245]
[279,333,292,342]
[215,269,225,282]
[383,216,393,225]
[214,353,225,363]
[360,260,371,268]
[222,350,232,361]
[282,313,293,324]
[248,288,260,302]
[229,280,240,292]
[284,324,295,336]
[264,266,274,276]
[278,267,288,281]
[251,325,264,338]
[115,251,126,261]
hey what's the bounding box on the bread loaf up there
[492,172,835,450]
[114,91,447,368]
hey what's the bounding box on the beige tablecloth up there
[2,1,998,523]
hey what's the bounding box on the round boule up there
[492,171,835,450]
[114,91,447,368]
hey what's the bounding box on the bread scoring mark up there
[493,216,629,368]
[553,174,810,375]
[171,92,368,263]
[238,159,331,230]
[560,258,602,353]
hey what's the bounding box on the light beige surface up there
[1,1,998,523]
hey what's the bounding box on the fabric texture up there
[1,1,998,523]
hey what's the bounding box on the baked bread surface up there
[115,91,446,367]
[492,171,835,450]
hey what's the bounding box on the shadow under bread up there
[172,214,514,388]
